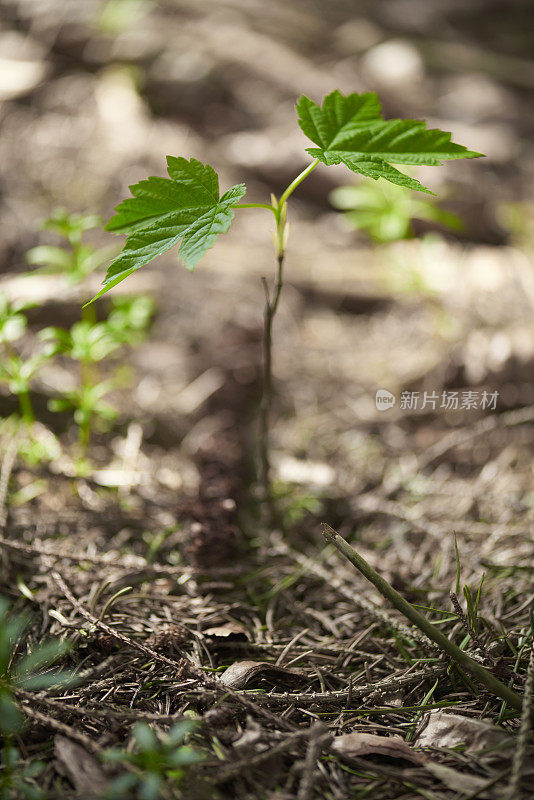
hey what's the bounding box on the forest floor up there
[1,1,534,798]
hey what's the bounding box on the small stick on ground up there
[240,666,446,706]
[15,687,189,724]
[321,523,523,711]
[297,724,331,800]
[506,638,534,800]
[0,534,241,575]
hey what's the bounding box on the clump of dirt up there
[182,324,261,568]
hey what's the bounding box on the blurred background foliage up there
[0,0,533,477]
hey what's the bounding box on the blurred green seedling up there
[0,294,50,425]
[40,208,101,243]
[0,294,32,345]
[0,212,151,499]
[106,295,155,346]
[41,321,121,364]
[41,322,121,450]
[49,380,118,451]
[96,0,153,36]
[272,481,323,528]
[39,297,154,456]
[0,354,49,426]
[26,208,114,288]
[0,745,45,800]
[103,721,203,800]
[0,597,73,736]
[330,177,462,243]
[88,89,482,518]
[0,417,60,468]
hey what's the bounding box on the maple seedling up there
[25,210,154,454]
[40,321,121,451]
[88,90,482,514]
[0,597,73,736]
[103,720,203,799]
[26,209,114,290]
[0,294,51,425]
[330,175,462,244]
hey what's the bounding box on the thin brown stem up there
[252,167,318,521]
[260,251,284,521]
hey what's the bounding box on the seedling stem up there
[235,159,319,515]
[18,389,34,426]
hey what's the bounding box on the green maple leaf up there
[297,90,483,193]
[89,157,246,302]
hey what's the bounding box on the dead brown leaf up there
[54,736,108,795]
[424,763,497,798]
[331,732,427,766]
[417,710,511,757]
[220,660,306,689]
[204,622,248,640]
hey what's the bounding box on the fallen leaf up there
[204,622,247,640]
[220,660,306,689]
[331,732,427,766]
[417,711,510,757]
[425,763,495,798]
[54,736,107,794]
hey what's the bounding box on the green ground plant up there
[0,599,74,799]
[26,209,112,288]
[20,210,154,454]
[0,597,72,735]
[0,294,50,425]
[41,321,120,451]
[103,721,203,800]
[330,176,462,243]
[88,89,481,512]
[0,745,45,800]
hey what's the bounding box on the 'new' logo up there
[375,389,396,411]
